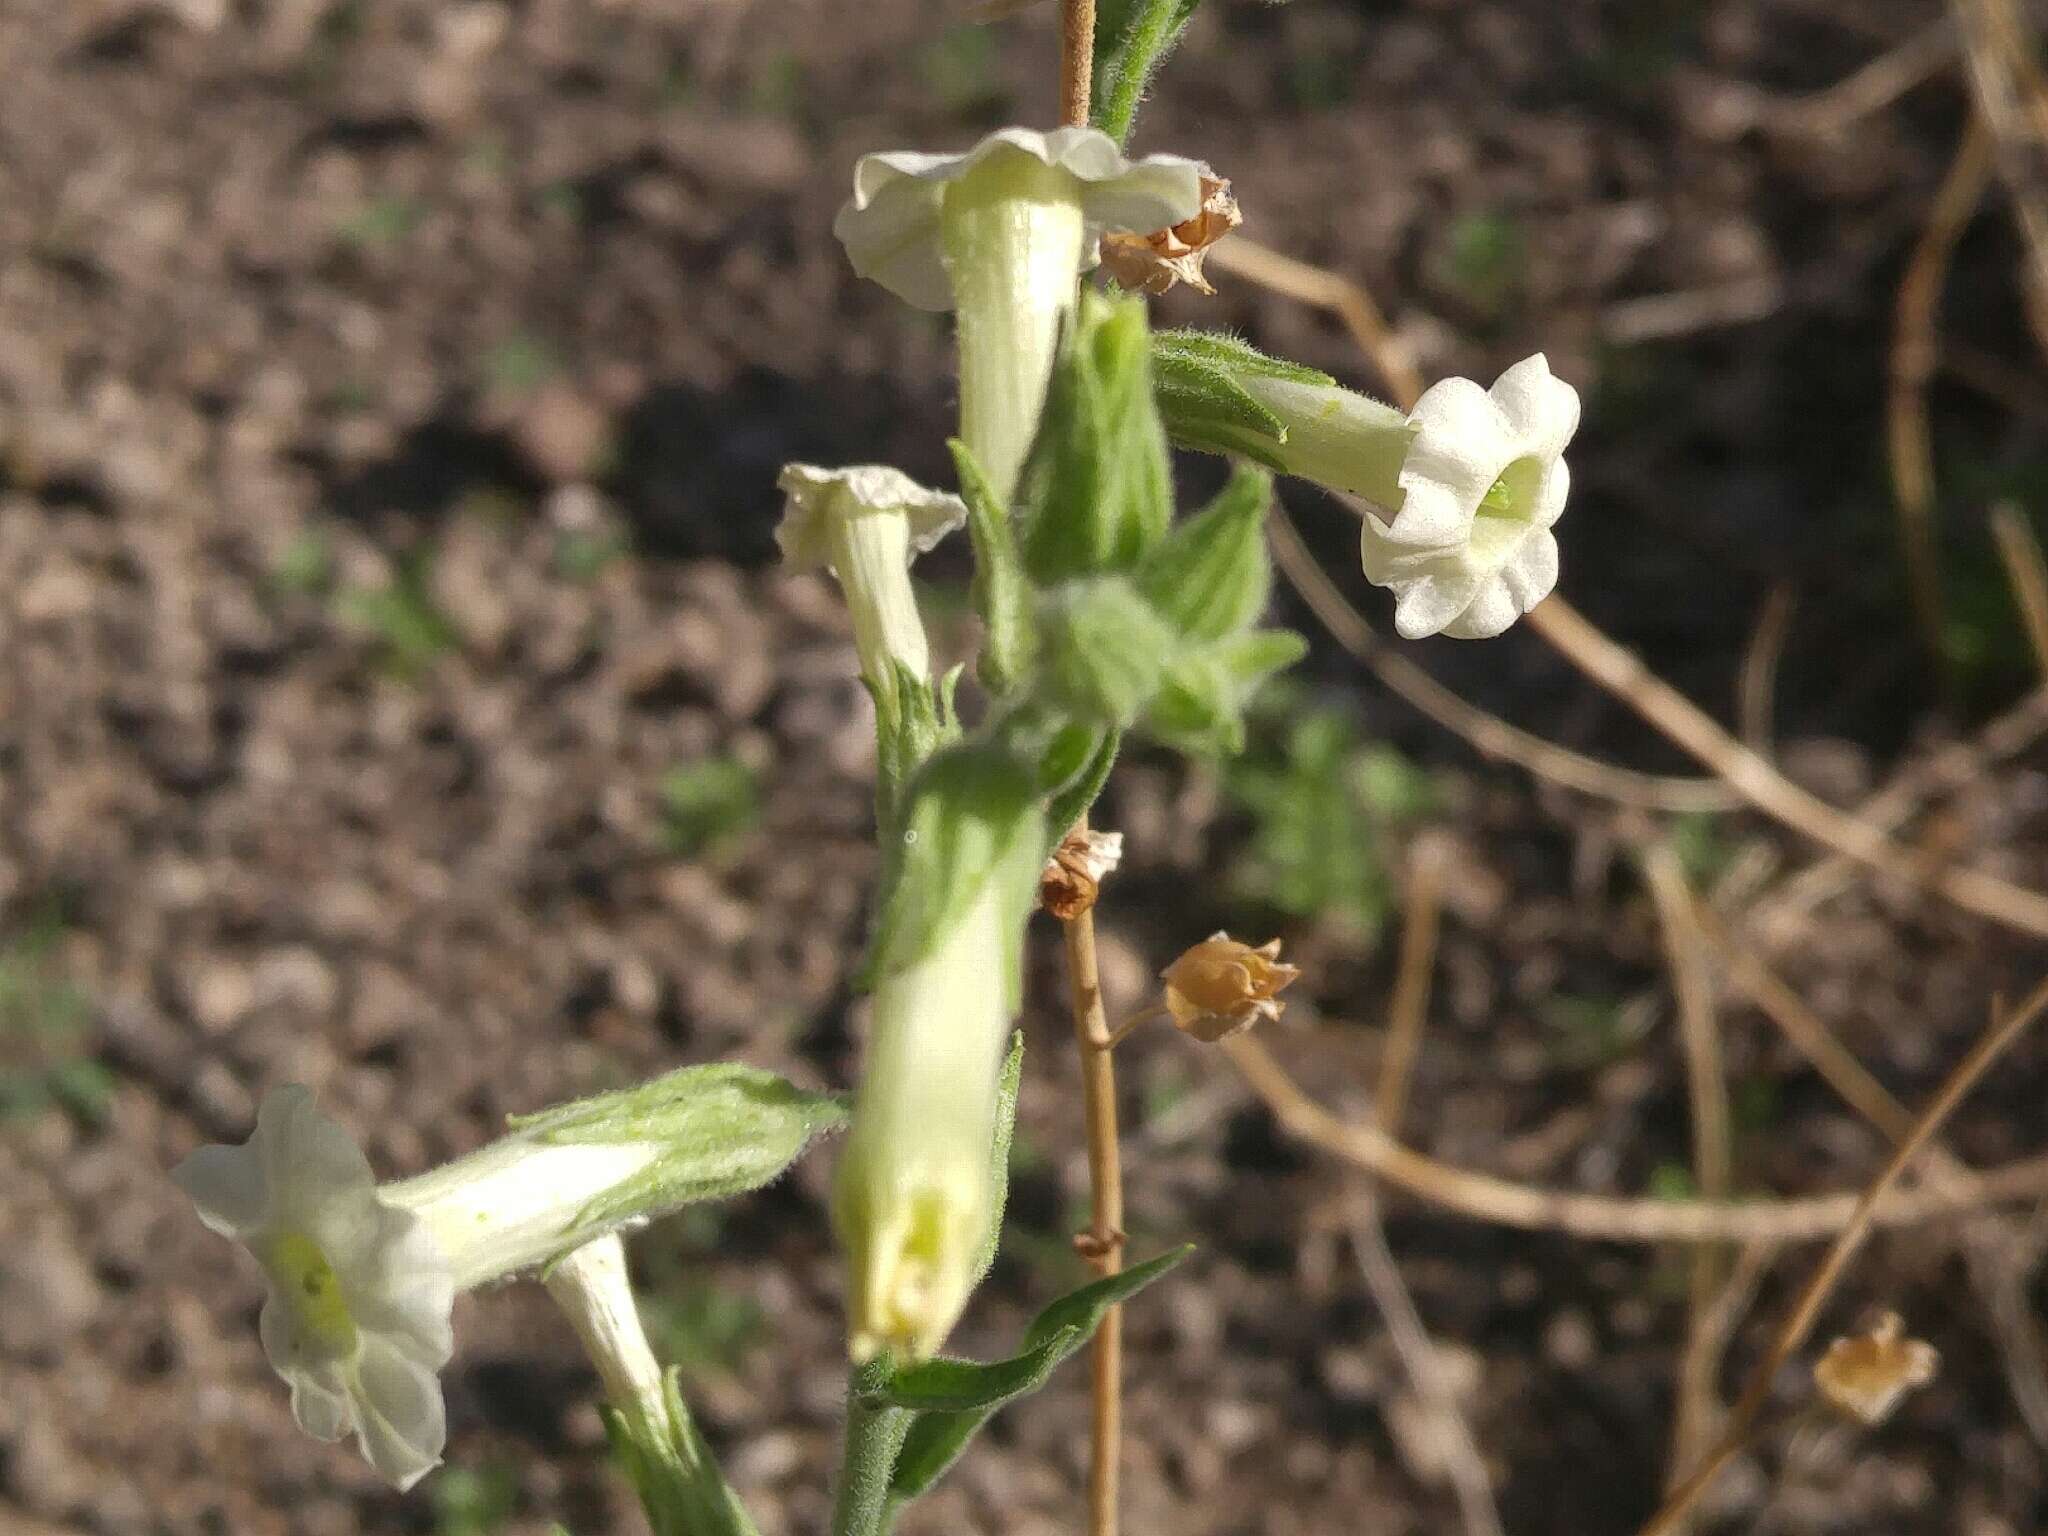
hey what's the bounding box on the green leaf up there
[1037,576,1181,730]
[1043,728,1120,844]
[1145,628,1306,756]
[1136,463,1274,642]
[971,1032,1027,1289]
[508,1063,846,1229]
[949,440,1037,698]
[1015,294,1173,586]
[882,1247,1194,1504]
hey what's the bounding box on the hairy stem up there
[831,1373,913,1536]
[1059,815,1125,1536]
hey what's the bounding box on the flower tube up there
[834,127,1201,500]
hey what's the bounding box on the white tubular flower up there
[834,873,1012,1364]
[834,126,1202,500]
[176,1067,841,1488]
[775,464,965,710]
[172,1087,455,1490]
[1360,354,1581,640]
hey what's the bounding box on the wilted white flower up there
[1360,354,1581,640]
[775,463,965,699]
[835,126,1203,501]
[173,1087,455,1490]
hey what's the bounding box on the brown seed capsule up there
[1099,172,1242,297]
[1160,932,1300,1042]
[1039,828,1125,921]
[1814,1311,1939,1426]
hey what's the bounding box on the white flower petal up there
[1442,579,1521,640]
[172,1141,271,1239]
[1499,527,1560,612]
[1397,376,1515,507]
[257,1085,378,1229]
[1487,353,1580,459]
[1530,456,1570,529]
[282,1355,354,1444]
[351,1335,448,1492]
[1394,574,1481,640]
[775,464,966,570]
[1362,355,1580,641]
[834,126,1202,311]
[328,1199,457,1365]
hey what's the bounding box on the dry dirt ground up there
[4,0,2048,1533]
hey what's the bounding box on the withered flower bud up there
[1039,827,1125,921]
[1100,172,1241,297]
[1161,931,1300,1041]
[1814,1312,1939,1426]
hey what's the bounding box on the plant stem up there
[831,1374,913,1536]
[1061,0,1096,127]
[1059,814,1124,1536]
[1095,0,1181,145]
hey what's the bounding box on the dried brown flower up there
[1160,932,1300,1042]
[1814,1312,1939,1426]
[1099,172,1242,297]
[1039,828,1124,921]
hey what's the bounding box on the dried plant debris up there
[1814,1312,1940,1426]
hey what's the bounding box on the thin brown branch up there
[1644,845,1734,1504]
[1637,974,2048,1536]
[1771,17,1958,137]
[1222,1029,2048,1244]
[1523,593,2048,938]
[1269,505,1737,813]
[1059,818,1123,1536]
[1348,1185,1506,1536]
[1890,121,1994,672]
[1059,0,1095,128]
[1952,0,2048,356]
[1374,833,1446,1135]
[1992,501,2048,676]
[1747,683,2048,939]
[1738,584,1796,759]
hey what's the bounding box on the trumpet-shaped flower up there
[172,1086,455,1490]
[176,1066,842,1489]
[1359,354,1581,640]
[775,463,965,700]
[835,126,1202,499]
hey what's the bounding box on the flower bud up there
[1161,932,1302,1041]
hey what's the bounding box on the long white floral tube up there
[835,127,1201,501]
[833,872,1013,1363]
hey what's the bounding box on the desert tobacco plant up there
[172,6,1584,1531]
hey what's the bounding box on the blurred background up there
[4,0,2048,1531]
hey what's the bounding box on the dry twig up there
[1645,845,1735,1501]
[1348,1185,1506,1536]
[1206,237,1426,409]
[1524,594,2048,938]
[1738,584,1796,758]
[1223,1029,2048,1244]
[1992,502,2048,675]
[1374,834,1446,1135]
[1269,504,1737,813]
[1889,121,1994,672]
[1952,0,2048,352]
[1772,18,1958,137]
[1638,976,2048,1535]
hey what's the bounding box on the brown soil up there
[4,1,2047,1533]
